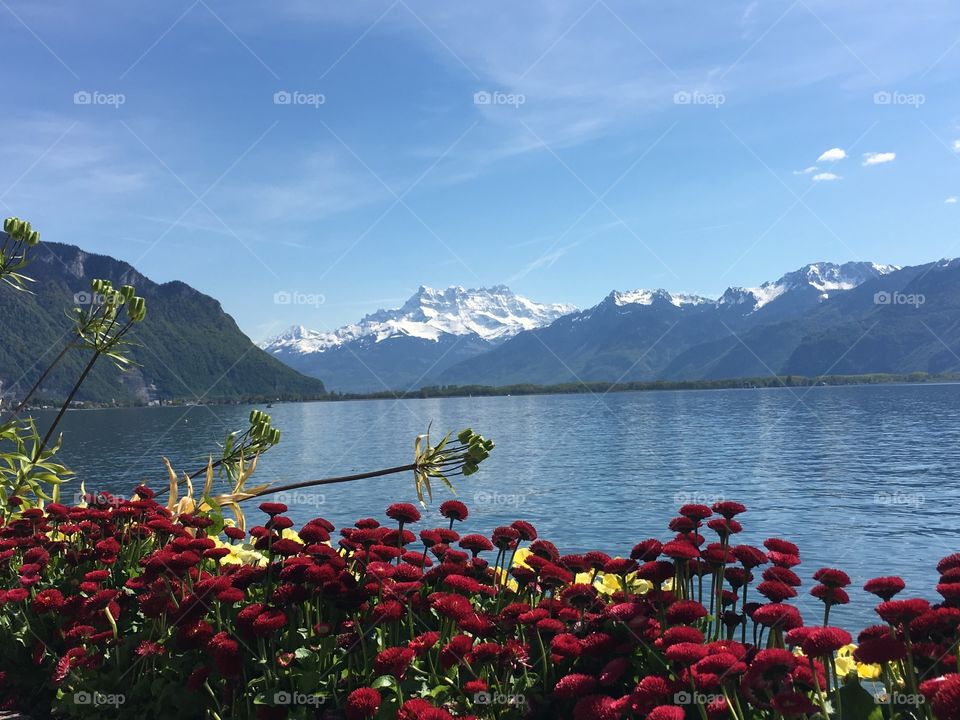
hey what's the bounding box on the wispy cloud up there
[812,172,841,182]
[863,151,895,166]
[947,196,958,204]
[793,166,818,175]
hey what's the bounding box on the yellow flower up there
[512,547,533,569]
[834,655,856,677]
[211,536,268,567]
[835,644,881,680]
[280,528,304,545]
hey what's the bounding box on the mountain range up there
[263,260,960,392]
[0,241,326,404]
[260,286,574,393]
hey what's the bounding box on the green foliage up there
[71,278,147,369]
[0,216,40,291]
[413,426,494,506]
[0,418,71,515]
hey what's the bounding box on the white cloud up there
[863,151,896,166]
[812,172,841,182]
[817,148,847,162]
[793,166,818,175]
[947,196,958,204]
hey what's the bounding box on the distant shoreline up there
[16,372,960,411]
[327,371,960,402]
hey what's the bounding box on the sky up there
[3,0,960,342]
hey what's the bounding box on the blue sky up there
[3,0,960,341]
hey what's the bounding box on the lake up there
[36,383,960,629]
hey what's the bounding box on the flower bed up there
[0,492,958,719]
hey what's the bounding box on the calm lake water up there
[36,383,960,628]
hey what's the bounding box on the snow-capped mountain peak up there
[720,261,899,311]
[608,289,712,308]
[261,286,576,355]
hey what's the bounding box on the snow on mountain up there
[261,285,576,355]
[598,262,899,317]
[719,261,899,311]
[609,289,713,308]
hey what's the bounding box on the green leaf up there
[839,679,884,720]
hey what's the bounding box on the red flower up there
[864,576,905,601]
[572,695,621,720]
[876,598,930,626]
[662,539,699,561]
[647,706,685,720]
[30,589,64,614]
[208,632,242,677]
[386,503,421,525]
[762,566,801,586]
[666,600,708,625]
[751,603,803,631]
[931,673,960,720]
[631,675,672,713]
[561,583,599,610]
[764,538,799,555]
[811,584,850,605]
[745,648,795,683]
[258,502,287,516]
[345,688,381,720]
[679,504,712,520]
[812,567,850,587]
[252,609,287,637]
[631,539,663,561]
[712,501,746,519]
[551,633,584,659]
[661,625,705,647]
[732,545,768,569]
[2,587,29,604]
[756,580,797,603]
[799,626,852,657]
[374,646,415,679]
[439,500,468,522]
[853,633,906,664]
[458,534,494,554]
[510,520,537,540]
[707,518,742,538]
[439,634,473,669]
[604,557,638,575]
[491,526,520,550]
[771,691,817,716]
[666,642,708,666]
